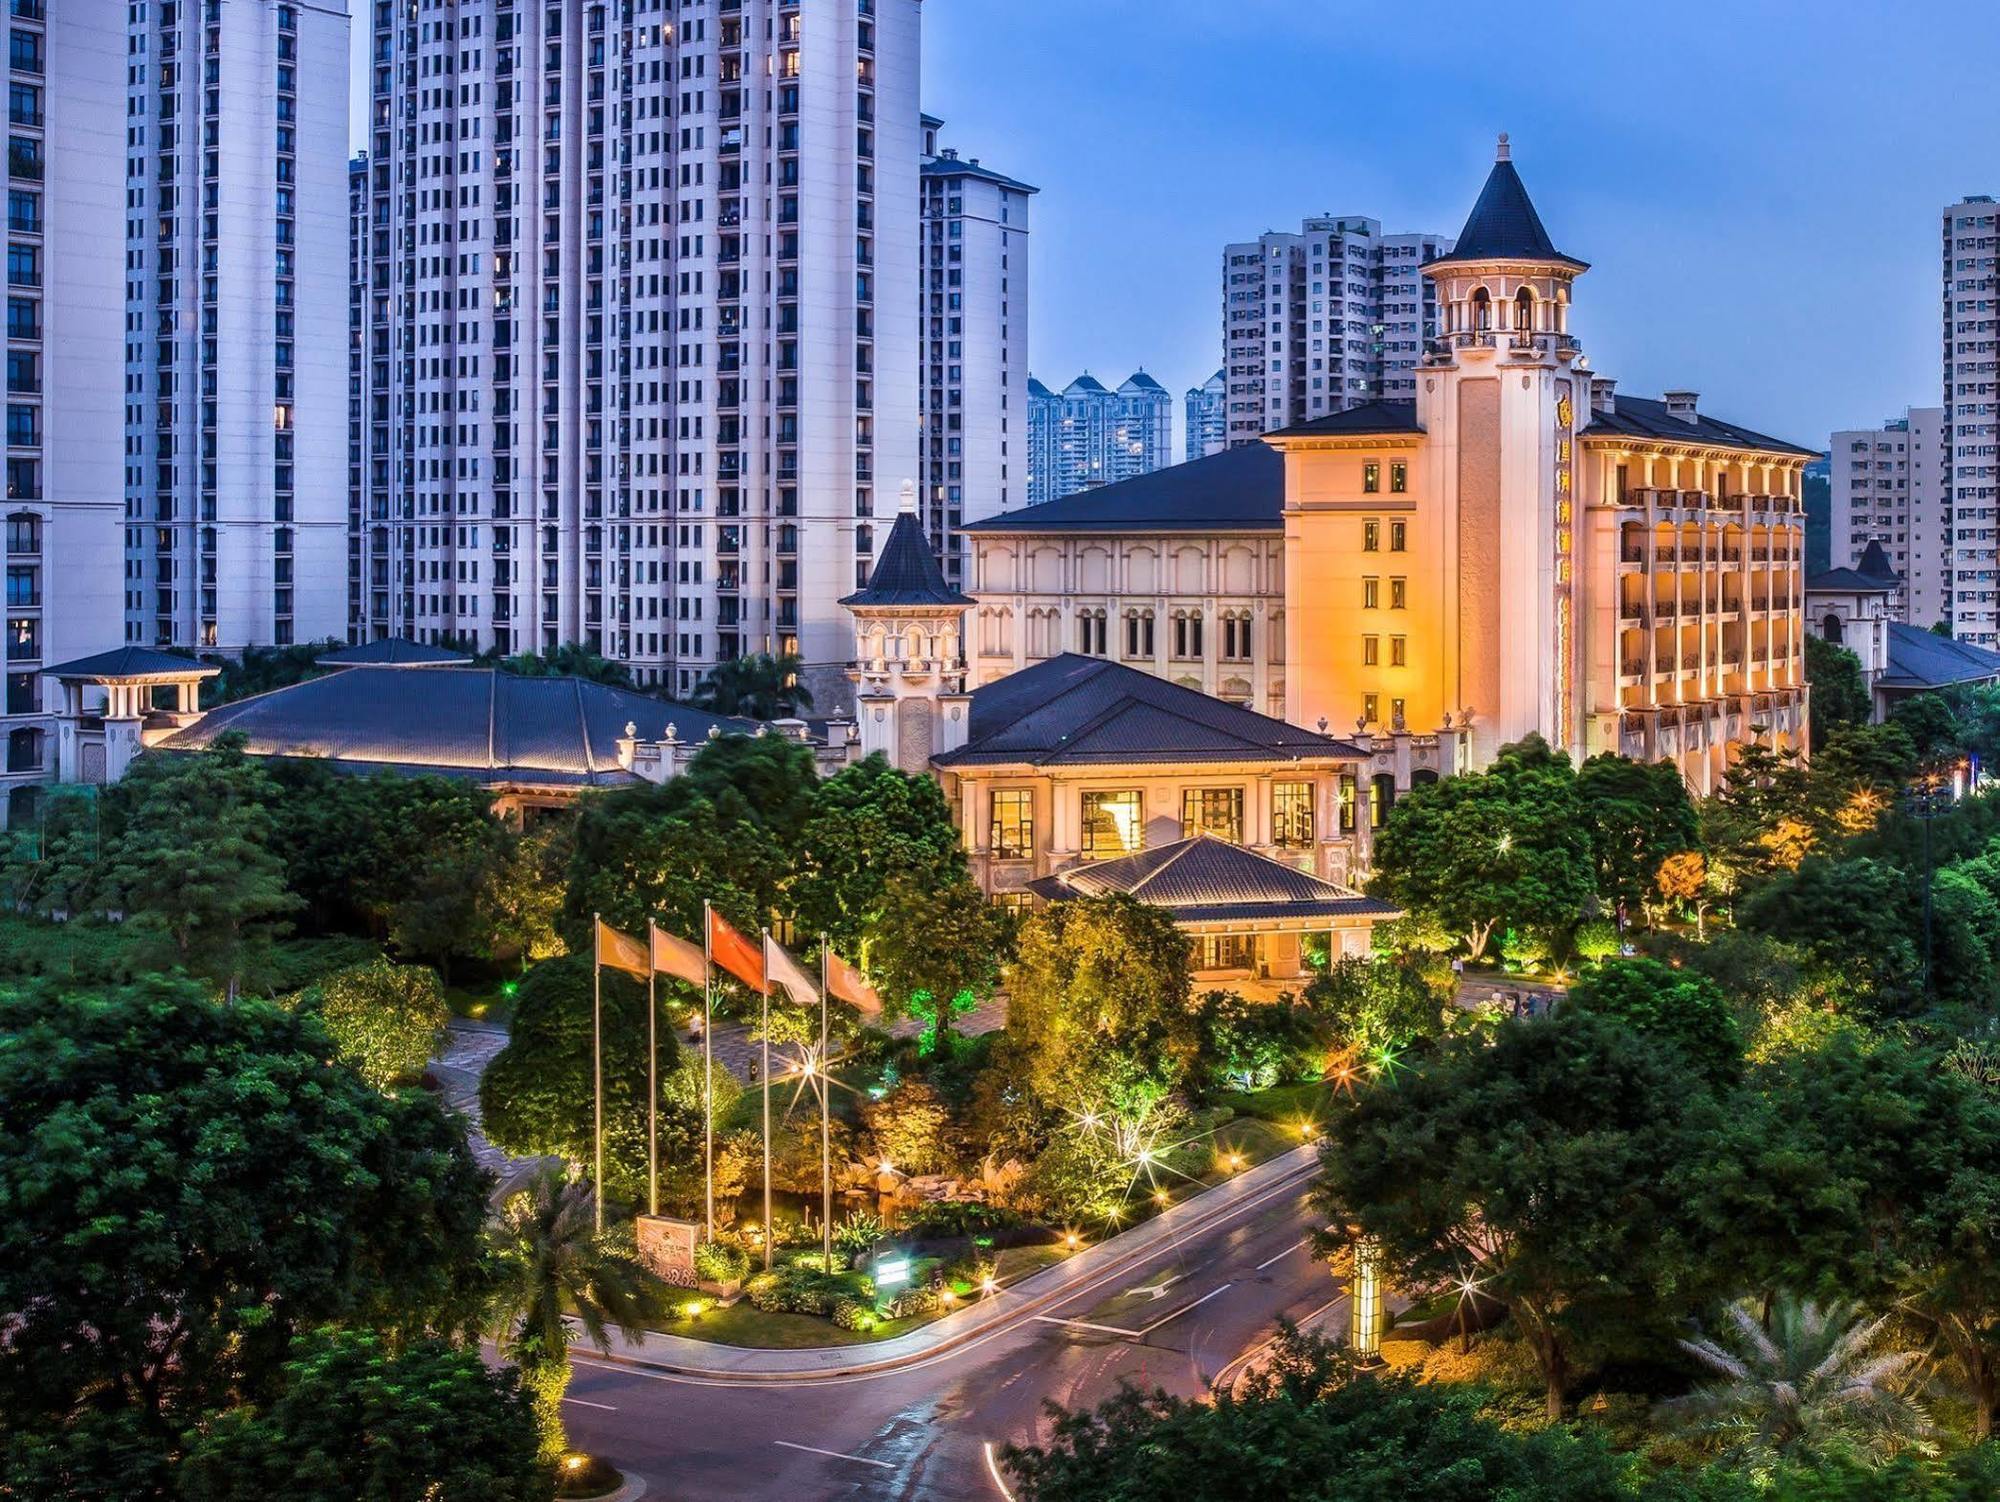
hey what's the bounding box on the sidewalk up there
[431,1019,555,1200]
[597,1141,1322,1381]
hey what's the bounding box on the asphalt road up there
[563,1158,1344,1501]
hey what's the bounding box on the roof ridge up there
[1123,836,1206,897]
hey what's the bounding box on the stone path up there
[683,993,1010,1085]
[431,1019,555,1199]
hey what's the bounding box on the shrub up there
[743,1263,850,1315]
[301,957,449,1089]
[830,1296,876,1332]
[833,1209,885,1255]
[886,1284,942,1319]
[784,1249,849,1275]
[909,1200,1023,1239]
[1573,918,1620,964]
[692,1239,749,1284]
[942,1252,996,1289]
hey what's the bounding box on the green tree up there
[177,1329,548,1502]
[788,753,967,956]
[1002,1325,1669,1502]
[481,819,572,970]
[679,729,822,844]
[867,871,1007,1043]
[1314,1011,1715,1420]
[1566,956,1742,1085]
[1303,954,1445,1058]
[0,977,491,1470]
[1888,692,1964,769]
[1736,856,1920,1009]
[500,641,635,688]
[1805,633,1873,749]
[860,1080,960,1175]
[1662,1296,1933,1472]
[484,1167,669,1463]
[689,651,814,718]
[479,953,727,1208]
[302,957,450,1090]
[93,740,300,992]
[200,639,340,706]
[1005,894,1195,1104]
[1576,753,1701,917]
[1367,734,1596,958]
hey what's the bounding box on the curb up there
[598,1143,1323,1383]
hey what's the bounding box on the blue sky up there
[355,1,1998,455]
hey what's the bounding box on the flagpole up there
[760,930,773,1274]
[591,912,604,1234]
[646,919,659,1220]
[702,901,714,1239]
[820,934,832,1269]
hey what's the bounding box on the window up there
[1389,578,1407,609]
[5,725,34,773]
[1081,789,1143,860]
[1362,520,1379,552]
[1390,636,1407,667]
[1362,577,1379,609]
[1363,692,1379,724]
[4,563,33,605]
[1363,461,1380,493]
[1390,520,1406,552]
[3,512,36,555]
[1196,934,1253,972]
[1369,774,1396,828]
[1390,462,1407,493]
[1124,608,1153,657]
[5,613,34,660]
[993,891,1035,917]
[1172,610,1202,659]
[1362,635,1378,666]
[990,789,1033,861]
[1337,775,1357,834]
[1273,781,1314,850]
[1077,609,1106,656]
[1181,787,1244,843]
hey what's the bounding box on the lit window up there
[1181,787,1244,843]
[1362,578,1379,609]
[1362,520,1379,552]
[1362,635,1379,666]
[990,789,1034,861]
[1390,461,1407,493]
[1390,520,1407,551]
[1080,790,1143,860]
[1390,578,1407,609]
[1363,461,1380,493]
[1363,692,1379,723]
[1273,781,1314,850]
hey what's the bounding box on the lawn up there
[1214,1079,1341,1128]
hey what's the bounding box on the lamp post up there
[1347,1227,1384,1365]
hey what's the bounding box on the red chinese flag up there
[706,908,766,993]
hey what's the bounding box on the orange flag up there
[706,907,766,993]
[595,917,650,979]
[824,946,884,1020]
[651,924,706,987]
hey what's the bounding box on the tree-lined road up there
[563,1157,1344,1500]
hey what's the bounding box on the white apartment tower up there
[0,5,126,823]
[1830,408,1947,628]
[1025,370,1172,503]
[124,0,350,654]
[354,0,920,710]
[919,114,1031,591]
[1184,367,1224,460]
[1222,216,1450,447]
[1946,196,2000,643]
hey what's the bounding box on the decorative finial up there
[898,478,917,515]
[664,721,679,743]
[624,720,637,739]
[1496,132,1510,163]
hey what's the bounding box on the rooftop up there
[1586,394,1817,457]
[43,646,219,682]
[1879,624,2000,693]
[1264,399,1424,442]
[840,505,973,610]
[1424,136,1588,273]
[1808,540,1902,594]
[938,654,1362,769]
[961,443,1281,535]
[316,637,474,668]
[1027,833,1399,925]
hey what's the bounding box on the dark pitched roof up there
[43,645,218,681]
[316,637,474,668]
[1064,374,1110,396]
[1264,399,1423,441]
[157,667,753,786]
[1809,540,1902,593]
[1880,624,2000,692]
[936,655,1362,768]
[921,156,1038,194]
[1121,370,1166,392]
[961,443,1281,534]
[1425,145,1587,272]
[1585,395,1817,457]
[1027,376,1055,399]
[840,510,973,608]
[1857,539,1900,580]
[1028,833,1399,925]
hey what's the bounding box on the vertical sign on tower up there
[1552,384,1575,751]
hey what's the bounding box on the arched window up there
[1821,613,1844,645]
[1470,287,1492,331]
[4,511,38,555]
[1514,285,1535,332]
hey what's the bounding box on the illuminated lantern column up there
[1349,1233,1385,1363]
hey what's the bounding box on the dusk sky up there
[355,1,2000,458]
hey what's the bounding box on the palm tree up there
[500,642,635,689]
[689,652,814,719]
[1662,1295,1934,1473]
[486,1167,670,1464]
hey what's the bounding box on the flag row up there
[592,908,882,1018]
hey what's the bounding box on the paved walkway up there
[431,1019,555,1199]
[598,1142,1321,1380]
[685,993,1011,1085]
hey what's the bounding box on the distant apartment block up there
[1026,371,1171,503]
[1222,217,1450,446]
[1830,409,1948,627]
[919,115,1033,590]
[1946,196,2000,643]
[1184,368,1225,460]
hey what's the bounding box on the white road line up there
[1030,1313,1142,1338]
[772,1440,895,1470]
[1254,1237,1309,1272]
[1211,1291,1349,1393]
[982,1441,1018,1500]
[1134,1283,1234,1338]
[562,1396,619,1411]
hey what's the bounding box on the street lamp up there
[1347,1227,1385,1365]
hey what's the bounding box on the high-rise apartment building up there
[1946,196,2000,643]
[1829,409,1948,627]
[353,0,920,709]
[1184,368,1225,461]
[0,4,126,823]
[1025,370,1172,503]
[125,0,350,654]
[1222,217,1450,447]
[919,115,1031,590]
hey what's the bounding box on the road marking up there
[562,1396,618,1411]
[1134,1283,1234,1338]
[1127,1272,1183,1300]
[1030,1313,1142,1338]
[1254,1237,1309,1271]
[1211,1291,1349,1393]
[772,1440,895,1470]
[982,1441,1018,1500]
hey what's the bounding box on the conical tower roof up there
[839,488,973,609]
[1426,135,1587,272]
